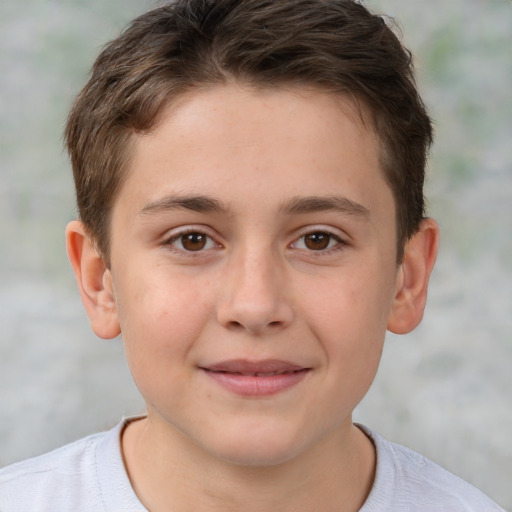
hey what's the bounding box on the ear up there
[66,220,121,339]
[387,218,439,334]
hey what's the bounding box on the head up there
[65,0,432,265]
[65,0,439,471]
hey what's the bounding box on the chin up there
[199,421,312,468]
[215,442,302,467]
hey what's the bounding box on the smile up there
[200,360,311,397]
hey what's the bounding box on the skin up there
[67,84,439,512]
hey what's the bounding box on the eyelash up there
[164,227,346,256]
[290,230,346,254]
[164,229,220,253]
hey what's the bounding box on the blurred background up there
[0,0,511,509]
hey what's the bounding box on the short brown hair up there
[65,0,433,263]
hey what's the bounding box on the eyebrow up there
[140,195,228,216]
[281,195,370,218]
[139,193,370,219]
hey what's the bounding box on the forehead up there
[117,83,393,222]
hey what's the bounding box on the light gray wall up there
[1,1,511,509]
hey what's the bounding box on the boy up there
[0,0,505,510]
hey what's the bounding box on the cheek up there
[302,262,394,365]
[306,265,394,333]
[115,270,214,372]
[118,281,212,411]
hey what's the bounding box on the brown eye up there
[303,232,332,250]
[180,232,208,251]
[167,230,218,253]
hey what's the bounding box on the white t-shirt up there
[0,419,505,511]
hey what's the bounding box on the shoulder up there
[359,425,505,512]
[0,420,142,512]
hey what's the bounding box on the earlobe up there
[387,218,439,334]
[65,220,121,339]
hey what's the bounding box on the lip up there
[200,359,311,397]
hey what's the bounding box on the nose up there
[216,247,294,335]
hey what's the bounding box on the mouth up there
[199,359,311,397]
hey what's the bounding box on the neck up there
[122,416,375,512]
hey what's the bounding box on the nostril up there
[226,319,282,333]
[217,296,294,333]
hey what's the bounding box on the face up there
[107,84,402,466]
